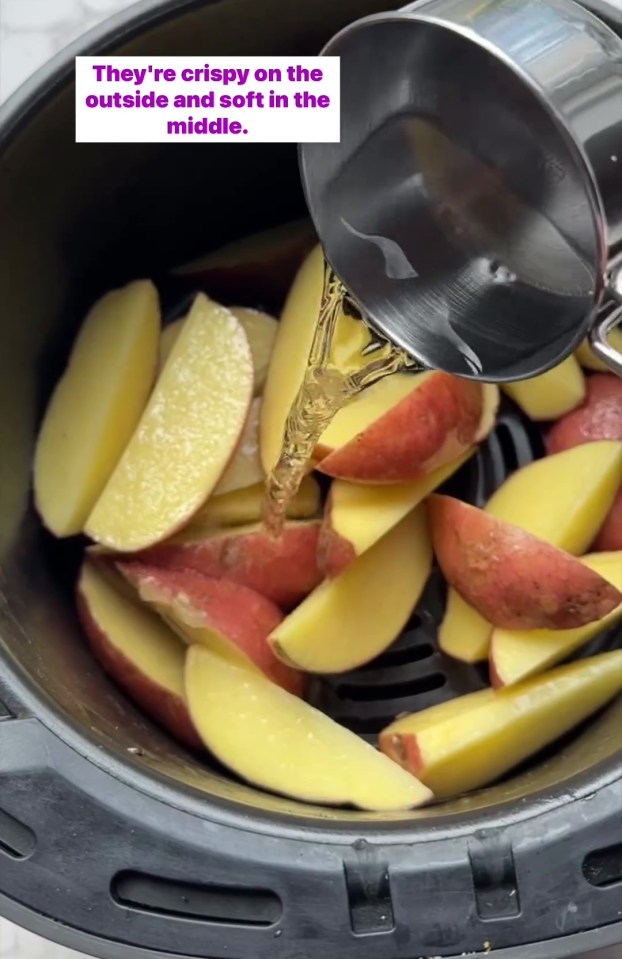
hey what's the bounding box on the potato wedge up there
[35,280,160,536]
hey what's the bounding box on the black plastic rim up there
[0,0,619,838]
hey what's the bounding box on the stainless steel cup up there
[300,0,622,380]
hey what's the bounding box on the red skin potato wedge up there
[545,372,622,553]
[117,562,304,696]
[317,448,476,578]
[594,488,622,551]
[318,373,484,482]
[76,583,201,752]
[547,373,622,455]
[428,494,622,629]
[170,221,317,313]
[132,520,322,611]
[318,520,357,579]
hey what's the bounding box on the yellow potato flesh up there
[34,280,160,536]
[86,294,253,551]
[214,397,263,496]
[260,244,377,473]
[260,244,326,473]
[501,355,585,421]
[159,318,184,369]
[576,327,622,372]
[439,589,493,662]
[185,645,432,811]
[383,650,622,798]
[270,506,432,673]
[491,552,622,686]
[80,560,185,693]
[189,475,320,529]
[389,687,497,732]
[328,449,473,558]
[318,373,427,451]
[131,578,260,674]
[486,441,622,554]
[328,312,372,372]
[229,308,278,395]
[160,308,277,396]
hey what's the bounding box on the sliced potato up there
[86,294,253,552]
[34,280,160,536]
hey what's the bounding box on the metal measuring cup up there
[300,0,622,381]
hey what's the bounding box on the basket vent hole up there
[334,714,398,735]
[112,872,282,926]
[364,640,434,672]
[338,672,446,702]
[0,807,35,860]
[583,843,622,888]
[495,422,522,474]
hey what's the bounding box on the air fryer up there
[0,1,621,958]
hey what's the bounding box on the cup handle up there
[588,264,622,376]
[588,303,622,376]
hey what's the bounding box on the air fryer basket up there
[0,1,621,957]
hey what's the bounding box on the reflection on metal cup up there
[300,0,622,381]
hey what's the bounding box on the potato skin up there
[76,587,202,752]
[171,222,316,314]
[116,562,304,696]
[317,508,358,578]
[547,373,622,455]
[132,521,322,610]
[594,489,622,551]
[546,373,622,554]
[318,373,483,482]
[428,494,622,629]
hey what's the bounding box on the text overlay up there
[75,57,340,143]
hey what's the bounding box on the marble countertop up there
[0,6,136,959]
[0,0,135,101]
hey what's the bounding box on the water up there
[262,260,420,536]
[262,114,598,532]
